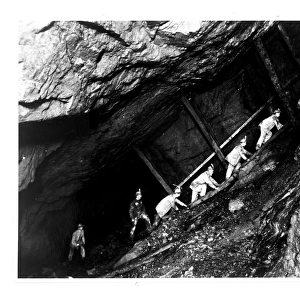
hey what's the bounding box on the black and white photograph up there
[6,1,300,299]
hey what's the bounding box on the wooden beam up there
[255,37,297,125]
[178,98,274,187]
[219,98,273,148]
[277,24,300,73]
[133,145,173,195]
[181,97,227,169]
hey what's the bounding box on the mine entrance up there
[73,150,167,254]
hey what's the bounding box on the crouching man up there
[129,188,152,239]
[226,136,252,180]
[189,164,220,203]
[68,223,85,261]
[152,186,187,228]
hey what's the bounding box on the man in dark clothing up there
[129,188,152,239]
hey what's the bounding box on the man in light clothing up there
[152,186,187,228]
[256,109,283,150]
[189,164,220,203]
[226,136,252,180]
[68,223,86,261]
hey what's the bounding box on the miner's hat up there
[208,164,214,170]
[240,136,247,144]
[136,188,142,197]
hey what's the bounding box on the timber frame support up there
[181,97,227,169]
[134,28,300,193]
[277,24,300,74]
[178,72,298,188]
[133,145,173,195]
[255,37,297,125]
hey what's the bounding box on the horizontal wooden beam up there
[181,97,227,169]
[133,145,173,195]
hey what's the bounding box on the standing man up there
[256,108,283,150]
[152,186,187,228]
[129,188,152,239]
[189,164,220,203]
[68,223,85,261]
[226,136,252,180]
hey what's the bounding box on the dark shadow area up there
[19,149,169,277]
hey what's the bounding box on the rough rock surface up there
[25,126,300,279]
[23,20,300,275]
[19,21,272,191]
[98,128,300,278]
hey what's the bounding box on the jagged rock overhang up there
[18,21,300,276]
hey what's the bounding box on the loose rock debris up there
[28,128,300,278]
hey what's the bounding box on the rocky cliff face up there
[19,21,300,276]
[19,21,272,191]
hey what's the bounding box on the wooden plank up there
[103,242,176,278]
[255,38,297,125]
[178,98,273,187]
[219,98,273,148]
[133,145,174,195]
[219,72,298,150]
[181,97,227,168]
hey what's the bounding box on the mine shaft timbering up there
[18,21,300,276]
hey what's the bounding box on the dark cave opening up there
[19,148,172,276]
[17,21,300,279]
[62,150,171,263]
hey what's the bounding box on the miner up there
[256,108,283,150]
[68,223,86,261]
[225,136,252,179]
[189,164,220,203]
[152,186,187,228]
[129,188,152,239]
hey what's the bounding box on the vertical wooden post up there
[277,24,300,73]
[254,37,297,125]
[133,146,174,195]
[181,97,227,169]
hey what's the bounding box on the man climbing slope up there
[152,186,187,228]
[256,108,283,150]
[189,164,220,203]
[226,136,252,180]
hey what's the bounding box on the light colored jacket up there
[70,229,85,247]
[226,144,251,166]
[156,194,186,217]
[260,115,281,132]
[190,171,219,190]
